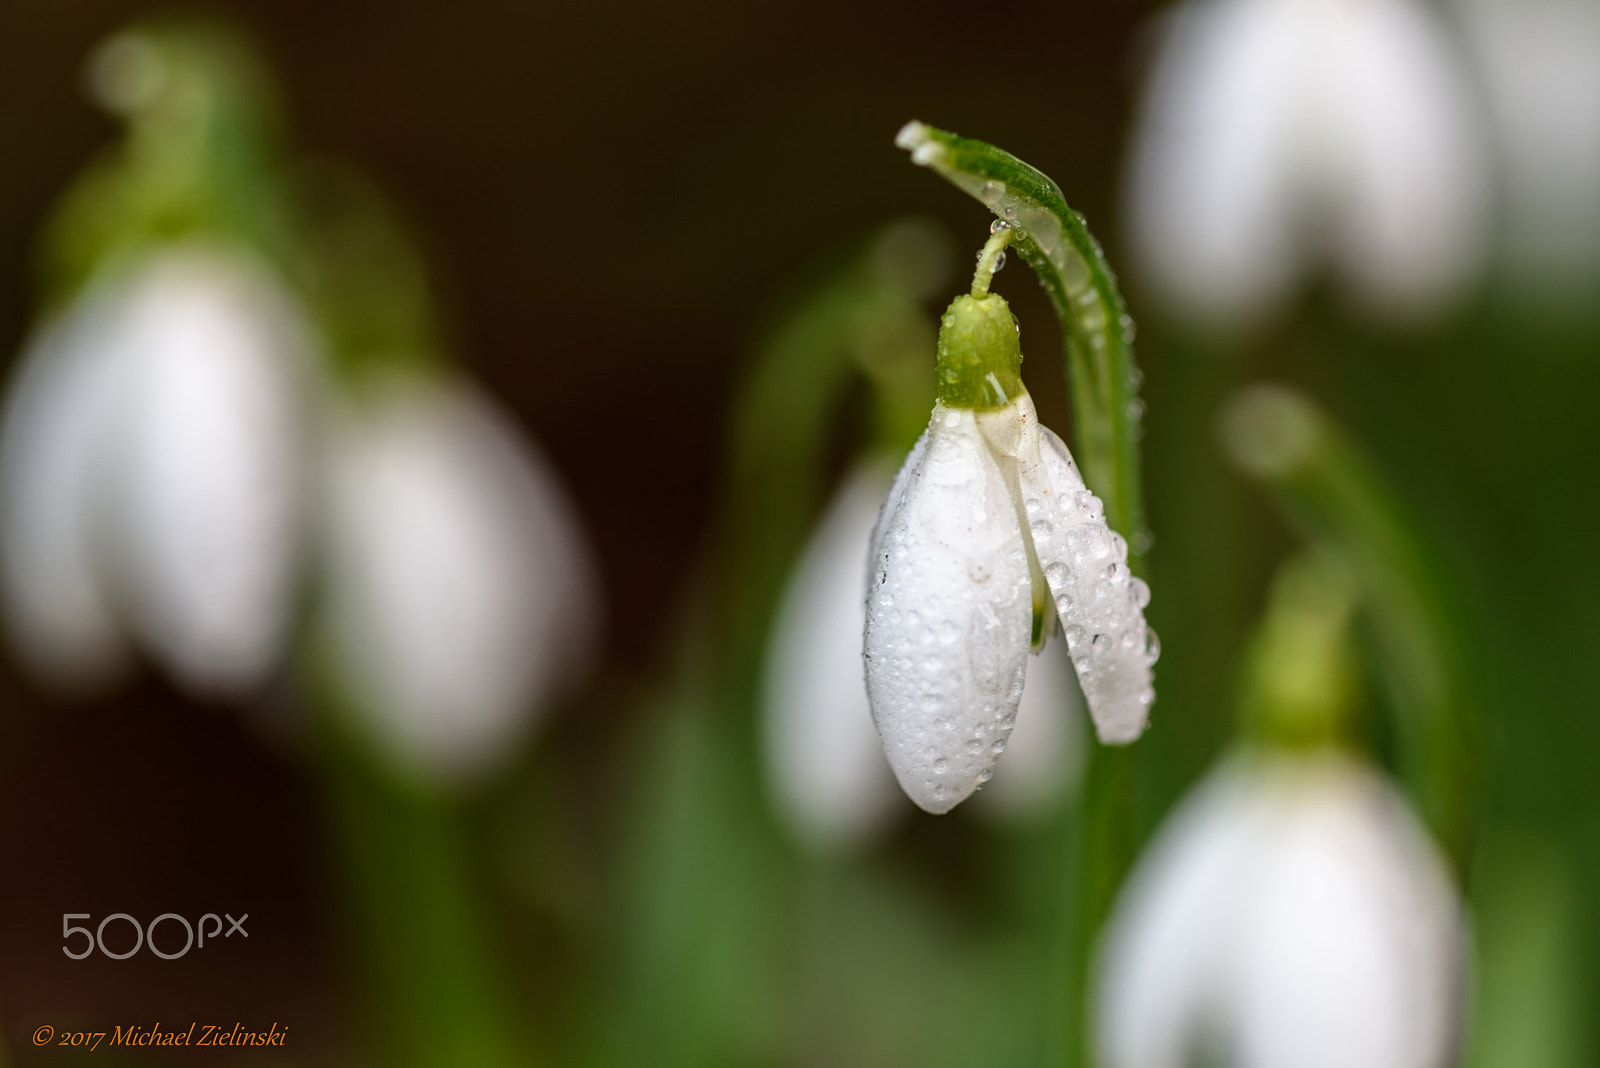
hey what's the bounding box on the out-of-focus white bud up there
[1124,0,1489,326]
[320,373,599,785]
[761,459,904,850]
[109,249,314,693]
[972,635,1086,820]
[1452,0,1600,294]
[0,245,314,695]
[1095,748,1464,1068]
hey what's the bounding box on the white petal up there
[1322,0,1490,317]
[762,458,903,849]
[322,374,599,784]
[1095,750,1465,1068]
[0,294,132,689]
[107,247,315,695]
[1124,0,1307,324]
[864,402,1032,814]
[1229,757,1463,1068]
[1007,398,1155,743]
[1095,761,1269,1068]
[1453,0,1600,291]
[972,634,1087,819]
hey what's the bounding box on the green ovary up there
[935,292,1025,410]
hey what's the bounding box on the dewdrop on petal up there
[864,229,1156,814]
[1094,749,1464,1068]
[320,372,599,784]
[762,459,904,849]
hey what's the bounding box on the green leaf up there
[896,121,1148,567]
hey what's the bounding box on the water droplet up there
[1105,561,1121,581]
[976,768,993,784]
[912,143,940,166]
[1128,367,1145,390]
[1127,398,1146,422]
[993,251,1007,272]
[1131,577,1152,609]
[991,739,1008,755]
[990,219,1012,234]
[1145,628,1161,665]
[1132,530,1154,555]
[1122,629,1140,649]
[1003,202,1017,219]
[1025,497,1042,516]
[981,180,1006,204]
[1092,633,1109,651]
[1066,625,1087,649]
[1074,490,1104,520]
[1044,562,1068,587]
[1030,518,1054,540]
[934,758,950,774]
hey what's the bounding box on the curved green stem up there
[1225,385,1484,871]
[897,121,1148,571]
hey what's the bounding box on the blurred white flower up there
[1124,0,1489,326]
[0,244,314,695]
[1452,0,1600,294]
[762,459,904,849]
[319,372,599,784]
[1095,748,1464,1068]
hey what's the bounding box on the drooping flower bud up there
[865,232,1156,813]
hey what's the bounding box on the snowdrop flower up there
[865,230,1156,814]
[0,244,314,695]
[1094,748,1465,1068]
[1124,0,1489,325]
[319,372,599,784]
[766,455,1092,843]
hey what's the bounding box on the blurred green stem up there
[310,668,531,1068]
[610,224,942,1067]
[1224,385,1483,870]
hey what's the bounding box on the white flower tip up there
[895,121,944,167]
